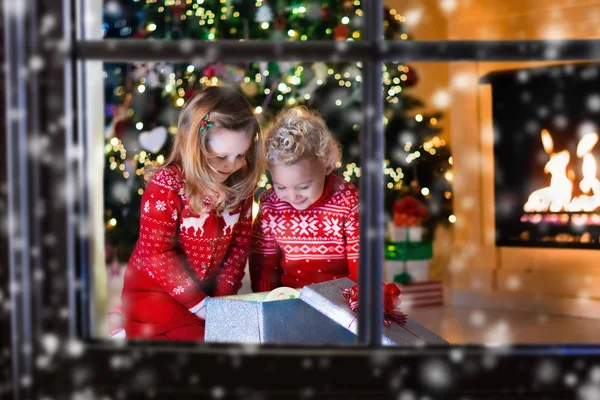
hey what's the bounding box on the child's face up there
[207,128,252,183]
[270,158,328,210]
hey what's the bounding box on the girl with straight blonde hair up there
[121,86,264,341]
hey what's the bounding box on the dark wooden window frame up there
[5,0,600,397]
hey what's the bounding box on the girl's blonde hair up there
[264,107,341,172]
[147,86,264,214]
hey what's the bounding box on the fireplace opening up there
[482,63,600,249]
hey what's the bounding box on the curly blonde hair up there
[264,107,341,172]
[146,86,264,214]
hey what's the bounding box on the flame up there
[541,129,554,154]
[524,130,600,213]
[577,133,598,158]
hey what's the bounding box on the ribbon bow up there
[342,283,407,326]
[199,113,214,133]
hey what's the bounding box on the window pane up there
[98,59,372,345]
[103,0,364,41]
[384,0,600,41]
[381,61,451,346]
[388,60,600,345]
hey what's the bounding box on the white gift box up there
[385,260,430,282]
[387,222,424,242]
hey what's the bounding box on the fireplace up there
[482,63,600,249]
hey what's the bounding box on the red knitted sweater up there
[250,174,360,292]
[122,167,251,338]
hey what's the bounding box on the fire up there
[523,130,600,213]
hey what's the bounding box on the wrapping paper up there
[205,278,448,346]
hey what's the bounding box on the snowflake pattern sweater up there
[122,167,251,339]
[250,174,360,292]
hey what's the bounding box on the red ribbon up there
[393,196,429,226]
[342,283,407,326]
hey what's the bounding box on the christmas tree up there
[102,0,453,261]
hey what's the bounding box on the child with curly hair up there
[250,108,359,291]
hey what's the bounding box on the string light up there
[106,0,452,237]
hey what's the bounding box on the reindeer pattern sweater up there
[122,167,251,334]
[250,174,360,292]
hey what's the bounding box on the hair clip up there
[199,113,214,133]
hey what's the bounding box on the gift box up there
[204,291,355,345]
[205,278,448,346]
[388,223,424,242]
[299,278,447,346]
[395,281,444,309]
[384,241,433,283]
[385,241,433,261]
[386,260,430,282]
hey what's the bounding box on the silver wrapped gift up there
[204,291,355,345]
[205,278,448,346]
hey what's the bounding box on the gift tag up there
[264,287,301,302]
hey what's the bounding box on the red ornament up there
[321,6,332,21]
[343,0,353,13]
[203,65,216,78]
[170,3,187,19]
[403,68,419,87]
[274,13,286,31]
[333,23,350,41]
[133,27,147,39]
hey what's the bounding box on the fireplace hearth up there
[482,63,600,249]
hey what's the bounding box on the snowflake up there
[322,217,342,236]
[144,201,150,213]
[155,200,166,211]
[289,214,319,236]
[172,210,178,221]
[345,217,358,234]
[173,286,185,295]
[265,214,287,235]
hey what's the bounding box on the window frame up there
[5,0,600,397]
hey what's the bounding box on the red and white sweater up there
[250,174,360,292]
[122,167,251,338]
